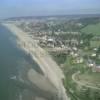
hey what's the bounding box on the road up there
[72,71,100,90]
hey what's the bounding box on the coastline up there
[2,23,69,100]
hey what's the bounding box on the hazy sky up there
[0,0,100,18]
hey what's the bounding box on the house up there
[93,48,98,51]
[74,53,78,57]
[88,63,94,67]
[87,60,95,67]
[47,38,54,42]
[73,56,84,64]
[92,65,100,72]
[70,50,79,58]
[46,37,55,48]
[95,65,100,72]
[80,40,83,44]
[71,39,79,46]
[88,60,100,72]
[72,47,78,51]
[70,51,74,56]
[76,57,84,64]
[91,53,96,57]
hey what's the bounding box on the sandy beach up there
[3,23,69,100]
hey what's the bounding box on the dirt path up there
[72,71,100,90]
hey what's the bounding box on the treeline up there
[78,17,100,27]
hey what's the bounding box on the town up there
[7,16,100,100]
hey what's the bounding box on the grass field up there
[81,23,100,47]
[81,23,100,35]
[90,40,100,47]
[76,72,100,87]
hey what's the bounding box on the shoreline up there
[2,23,69,100]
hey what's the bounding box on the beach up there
[3,23,69,100]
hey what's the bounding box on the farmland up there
[81,23,100,35]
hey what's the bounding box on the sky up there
[0,0,100,19]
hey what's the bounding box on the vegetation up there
[51,48,100,100]
[46,17,100,100]
[79,17,100,27]
[81,23,100,36]
[48,18,100,100]
[63,56,100,100]
[90,41,100,48]
[18,16,100,100]
[77,72,100,85]
[51,53,67,65]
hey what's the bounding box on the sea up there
[0,24,43,100]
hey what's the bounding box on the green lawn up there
[90,41,100,48]
[81,23,100,48]
[77,72,100,86]
[81,23,100,35]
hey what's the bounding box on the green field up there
[90,41,100,47]
[76,72,100,87]
[81,23,100,35]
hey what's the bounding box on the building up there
[95,65,100,72]
[76,57,84,64]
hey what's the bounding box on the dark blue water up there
[0,24,42,100]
